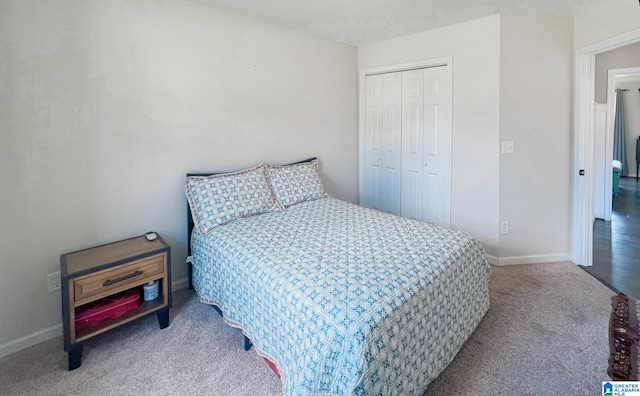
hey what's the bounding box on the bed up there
[185,159,491,395]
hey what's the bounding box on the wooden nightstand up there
[60,234,172,370]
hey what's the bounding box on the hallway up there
[584,176,640,300]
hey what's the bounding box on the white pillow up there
[186,164,281,235]
[267,159,328,207]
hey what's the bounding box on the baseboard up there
[0,323,62,359]
[485,254,499,265]
[172,277,189,292]
[0,277,190,360]
[489,253,572,266]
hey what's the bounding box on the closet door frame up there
[358,57,453,228]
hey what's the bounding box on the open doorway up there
[594,67,640,220]
[574,34,640,299]
[593,42,640,220]
[572,28,640,267]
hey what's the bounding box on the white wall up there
[358,15,501,256]
[574,0,640,50]
[499,15,574,259]
[0,0,357,349]
[615,81,640,177]
[595,42,640,103]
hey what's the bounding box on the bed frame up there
[185,157,317,352]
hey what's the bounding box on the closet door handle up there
[423,162,428,167]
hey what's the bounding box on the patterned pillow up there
[267,159,328,207]
[186,164,282,235]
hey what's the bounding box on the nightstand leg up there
[157,309,170,329]
[68,344,83,371]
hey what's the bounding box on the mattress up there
[192,197,490,395]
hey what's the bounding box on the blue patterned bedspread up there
[192,197,490,395]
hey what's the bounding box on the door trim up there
[358,57,453,228]
[573,29,640,266]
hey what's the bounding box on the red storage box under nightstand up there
[75,290,140,331]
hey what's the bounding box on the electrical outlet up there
[47,271,61,293]
[501,140,515,154]
[501,221,510,234]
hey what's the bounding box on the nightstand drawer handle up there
[102,270,143,287]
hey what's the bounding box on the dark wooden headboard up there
[185,171,217,257]
[185,157,317,286]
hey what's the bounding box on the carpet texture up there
[0,262,614,396]
[425,262,613,395]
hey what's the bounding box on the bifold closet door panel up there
[364,72,402,215]
[401,69,425,221]
[400,66,450,225]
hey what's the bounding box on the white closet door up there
[422,65,451,227]
[401,66,450,226]
[362,63,451,227]
[363,74,382,210]
[400,69,425,221]
[364,72,402,215]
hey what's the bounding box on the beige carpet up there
[0,262,614,396]
[426,263,613,395]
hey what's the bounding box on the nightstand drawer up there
[74,253,164,302]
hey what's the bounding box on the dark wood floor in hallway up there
[583,176,640,300]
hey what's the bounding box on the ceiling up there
[192,0,605,46]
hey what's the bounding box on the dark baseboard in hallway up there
[583,176,640,300]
